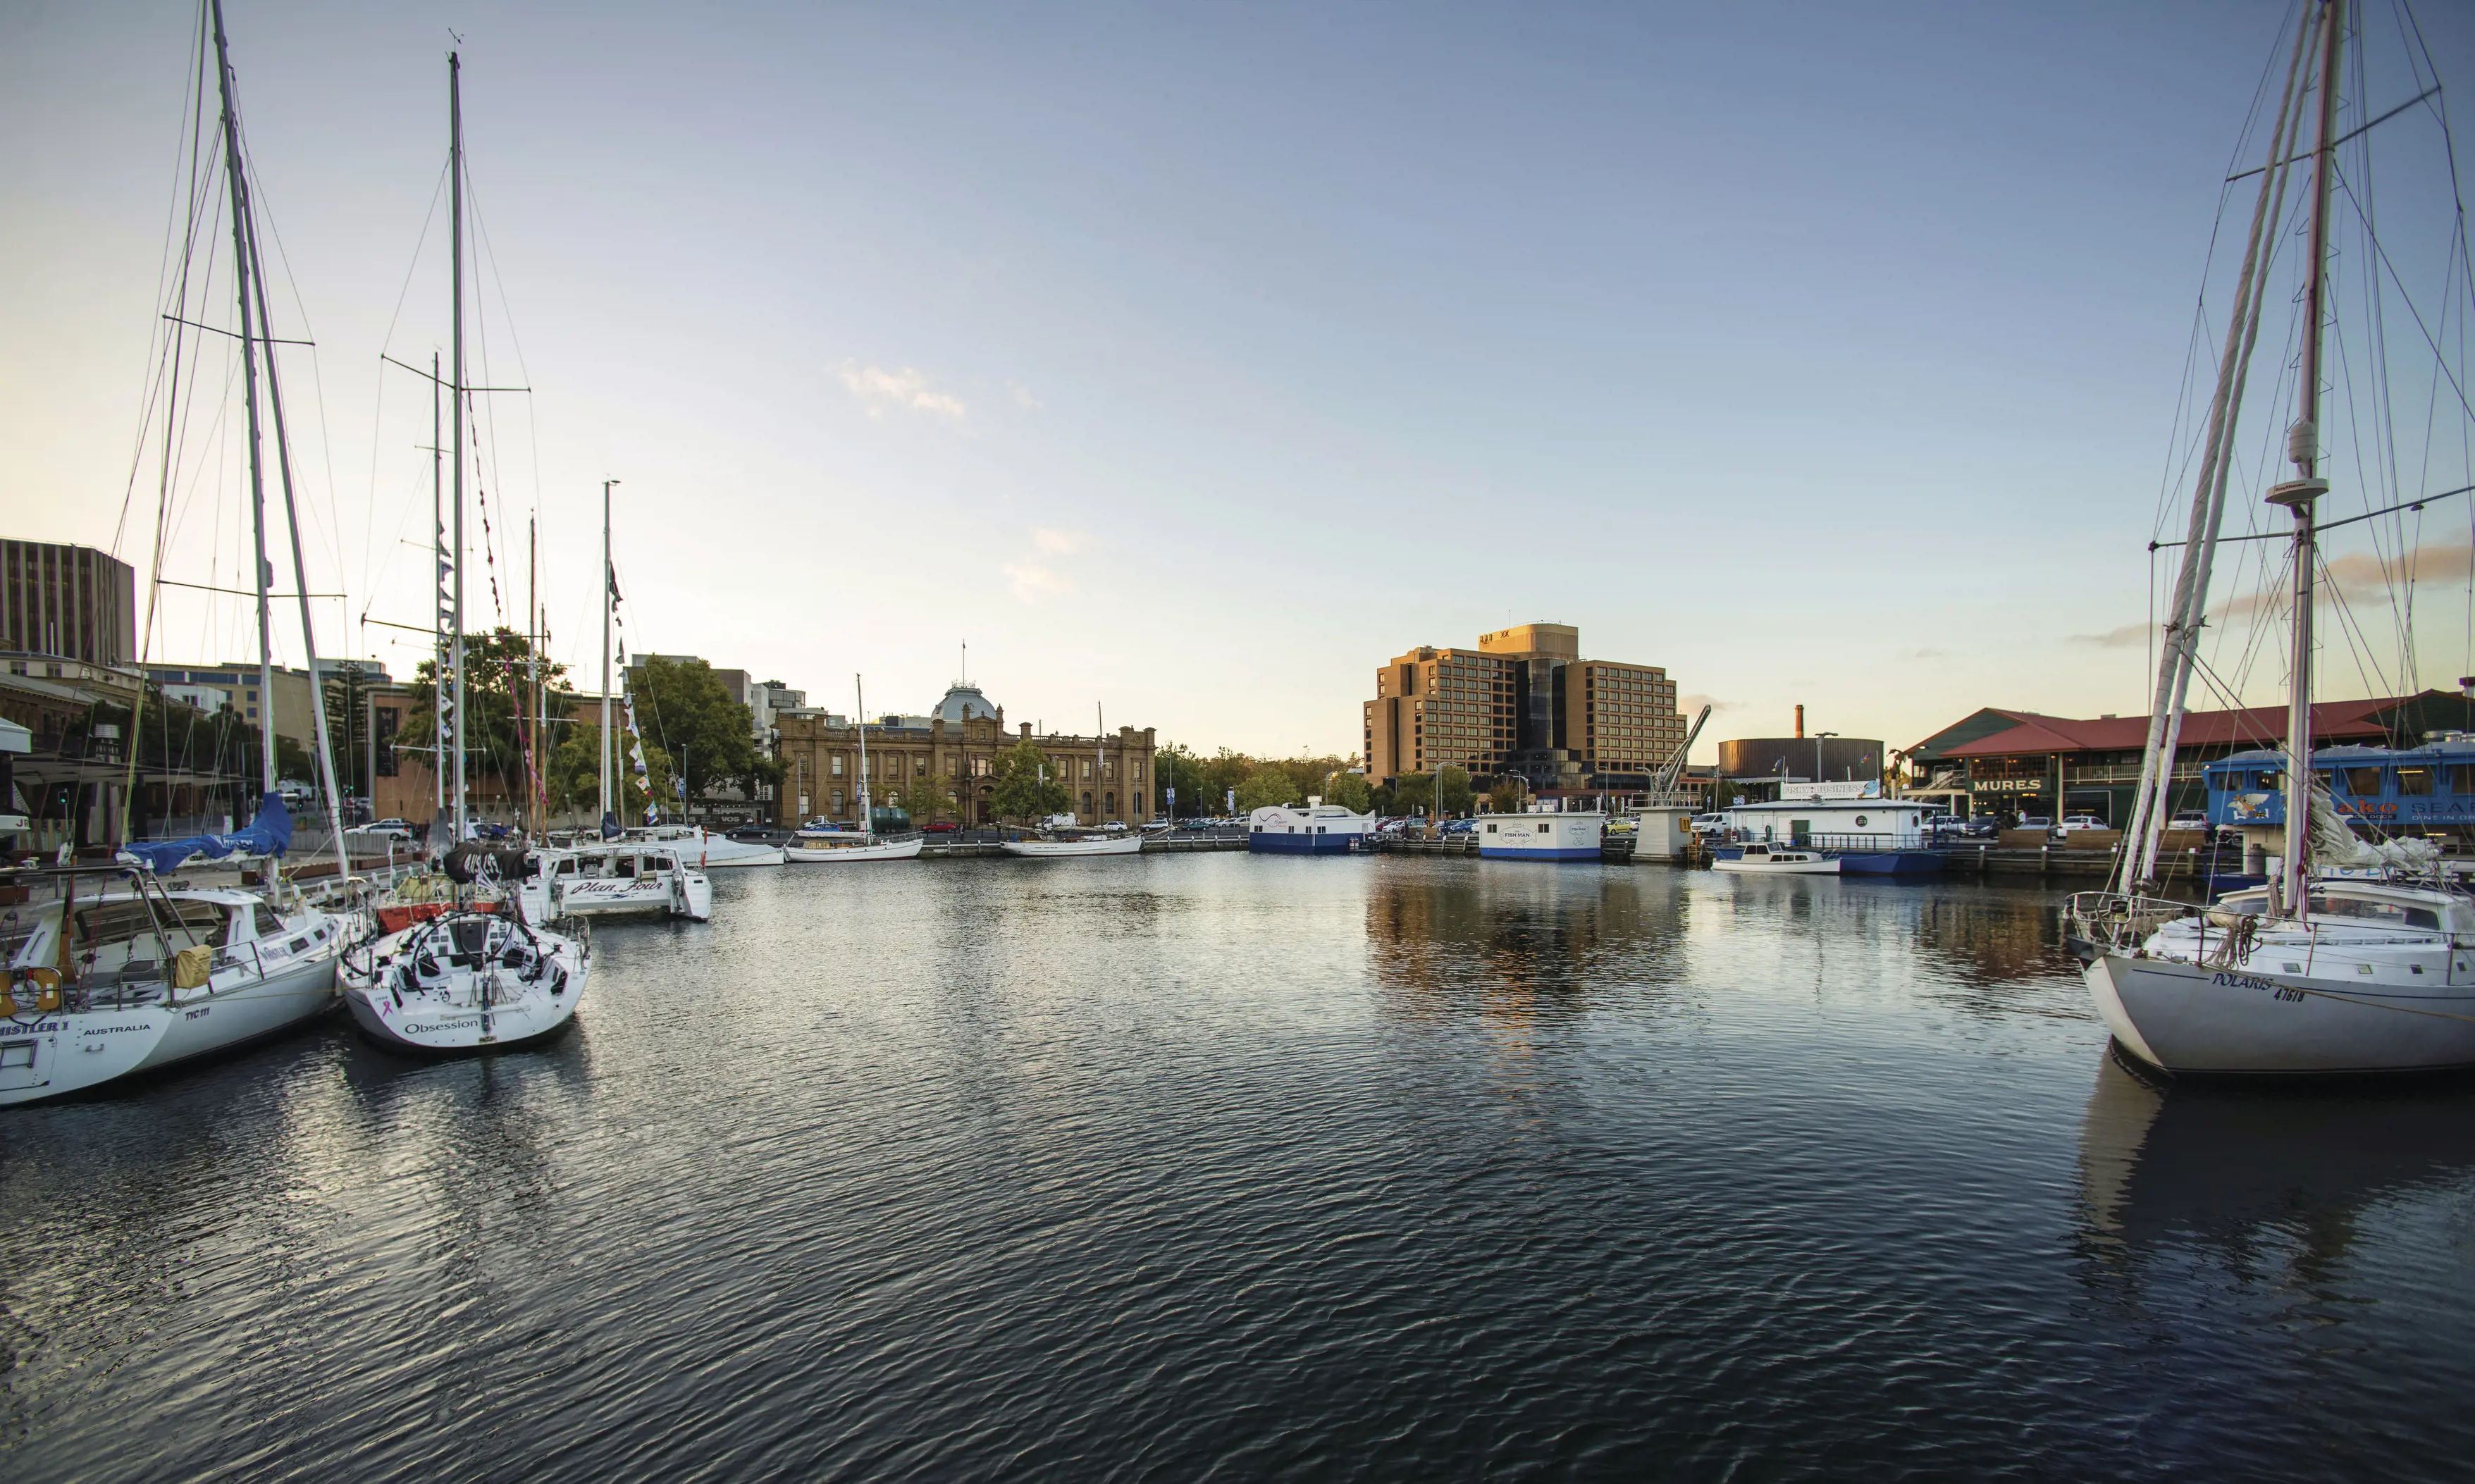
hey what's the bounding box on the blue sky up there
[6,1,2471,760]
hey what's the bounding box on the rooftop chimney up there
[1794,705,1805,739]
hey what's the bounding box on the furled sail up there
[117,791,294,872]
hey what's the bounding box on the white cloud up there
[1007,381,1044,411]
[1032,526,1085,555]
[839,362,966,419]
[1005,563,1072,600]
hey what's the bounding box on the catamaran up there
[2067,0,2475,1075]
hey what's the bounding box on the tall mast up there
[527,513,538,836]
[1097,701,1104,825]
[431,351,445,837]
[600,478,616,825]
[237,165,351,873]
[2271,0,2345,912]
[207,0,276,800]
[448,50,469,841]
[855,675,870,829]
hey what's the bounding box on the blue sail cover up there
[119,791,295,872]
[600,810,622,841]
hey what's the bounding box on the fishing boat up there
[2067,0,2475,1074]
[0,866,348,1106]
[340,51,588,1053]
[1712,843,1839,876]
[1246,802,1376,855]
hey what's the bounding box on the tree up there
[1235,765,1300,812]
[1437,765,1474,817]
[400,626,568,805]
[1321,769,1372,813]
[627,655,760,808]
[545,722,674,822]
[897,768,953,824]
[1392,772,1434,815]
[989,738,1071,822]
[1156,744,1209,818]
[1487,776,1526,814]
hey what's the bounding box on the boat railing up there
[1774,832,1929,854]
[2064,891,2192,951]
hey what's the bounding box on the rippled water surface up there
[8,856,2475,1480]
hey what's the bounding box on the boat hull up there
[1476,844,1600,860]
[557,872,712,921]
[1835,851,1945,877]
[1247,832,1361,855]
[2085,951,2475,1075]
[784,835,925,862]
[1001,835,1144,857]
[340,922,588,1053]
[1714,857,1840,874]
[0,948,338,1107]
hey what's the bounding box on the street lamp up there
[1814,731,1838,785]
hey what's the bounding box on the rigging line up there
[2150,483,2475,548]
[157,313,311,345]
[115,7,216,562]
[2226,86,2443,181]
[2334,164,2475,425]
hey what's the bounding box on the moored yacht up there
[340,901,589,1053]
[1001,827,1143,858]
[784,825,925,862]
[628,822,783,869]
[1,865,345,1106]
[547,841,713,920]
[1714,843,1839,875]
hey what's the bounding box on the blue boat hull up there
[1834,852,1944,877]
[1478,845,1600,860]
[1248,833,1359,855]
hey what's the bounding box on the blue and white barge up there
[1478,809,1606,860]
[1708,784,1944,876]
[1247,803,1376,855]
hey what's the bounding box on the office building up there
[1362,622,1684,794]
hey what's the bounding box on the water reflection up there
[2078,1051,2475,1284]
[1364,862,1693,1015]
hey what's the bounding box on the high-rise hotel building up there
[1363,622,1684,791]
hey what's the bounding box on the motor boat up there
[627,822,783,869]
[1713,843,1839,875]
[784,827,925,862]
[0,867,347,1106]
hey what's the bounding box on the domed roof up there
[934,683,999,723]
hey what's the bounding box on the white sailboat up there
[2068,0,2475,1075]
[341,51,590,1052]
[6,0,350,1103]
[785,676,925,862]
[1001,701,1145,857]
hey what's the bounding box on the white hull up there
[784,834,924,862]
[1714,855,1839,875]
[557,872,713,920]
[340,914,589,1053]
[0,938,340,1107]
[1001,834,1144,857]
[700,842,786,867]
[2086,951,2475,1075]
[628,827,782,869]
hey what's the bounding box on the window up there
[948,755,961,776]
[831,755,845,777]
[252,905,283,939]
[2398,766,2434,796]
[830,789,844,811]
[915,757,927,777]
[2344,766,2384,796]
[2450,765,2475,795]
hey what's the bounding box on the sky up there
[5,0,2473,763]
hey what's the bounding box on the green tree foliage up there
[1391,772,1435,815]
[401,627,569,800]
[545,722,674,820]
[1234,765,1301,812]
[989,738,1071,821]
[627,655,764,805]
[1437,765,1474,816]
[1487,776,1527,814]
[1155,744,1209,817]
[1320,769,1373,813]
[896,767,953,824]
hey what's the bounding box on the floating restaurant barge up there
[1705,784,1945,875]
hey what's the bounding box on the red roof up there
[1939,697,2407,760]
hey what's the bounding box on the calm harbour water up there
[6,855,2475,1481]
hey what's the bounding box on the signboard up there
[1778,781,1880,801]
[1968,777,2044,794]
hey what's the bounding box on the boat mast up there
[448,51,469,843]
[206,0,276,803]
[1097,701,1104,826]
[527,513,538,837]
[431,351,446,839]
[855,674,870,831]
[600,478,615,828]
[2271,0,2345,913]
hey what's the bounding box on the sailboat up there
[341,50,591,1052]
[4,0,350,1105]
[785,676,923,861]
[2068,0,2475,1075]
[1001,702,1145,856]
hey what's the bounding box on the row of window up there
[2217,764,2475,797]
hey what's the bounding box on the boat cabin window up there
[2449,765,2475,795]
[614,856,636,878]
[2397,766,2435,796]
[251,904,283,941]
[2307,892,2440,929]
[2342,767,2383,796]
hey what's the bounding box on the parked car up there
[354,819,414,841]
[1689,814,1730,835]
[923,821,960,834]
[2166,811,2211,831]
[1604,817,1636,836]
[2057,815,2110,833]
[2013,816,2053,831]
[1440,818,1479,836]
